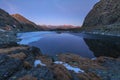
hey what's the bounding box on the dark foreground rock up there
[9,67,54,80]
[0,55,22,80]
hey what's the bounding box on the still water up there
[17,31,120,58]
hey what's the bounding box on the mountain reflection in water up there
[84,38,120,58]
[17,31,120,58]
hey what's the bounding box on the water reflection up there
[17,31,120,58]
[29,33,95,58]
[84,38,120,58]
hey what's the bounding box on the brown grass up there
[9,52,27,60]
[0,46,28,54]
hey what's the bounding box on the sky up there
[0,0,99,26]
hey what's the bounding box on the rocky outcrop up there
[83,0,120,27]
[11,14,43,31]
[0,8,22,31]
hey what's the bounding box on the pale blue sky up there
[0,0,99,26]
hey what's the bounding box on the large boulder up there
[83,0,120,27]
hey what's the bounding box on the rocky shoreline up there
[0,31,119,80]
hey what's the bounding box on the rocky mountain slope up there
[82,0,120,36]
[83,0,120,27]
[12,14,43,31]
[0,8,42,32]
[0,8,22,31]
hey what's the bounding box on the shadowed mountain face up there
[84,38,120,58]
[83,0,120,27]
[0,8,22,31]
[11,14,43,31]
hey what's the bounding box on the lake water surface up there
[17,31,120,58]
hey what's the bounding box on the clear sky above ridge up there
[0,0,99,26]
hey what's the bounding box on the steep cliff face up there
[83,0,120,27]
[12,14,43,31]
[0,8,22,31]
